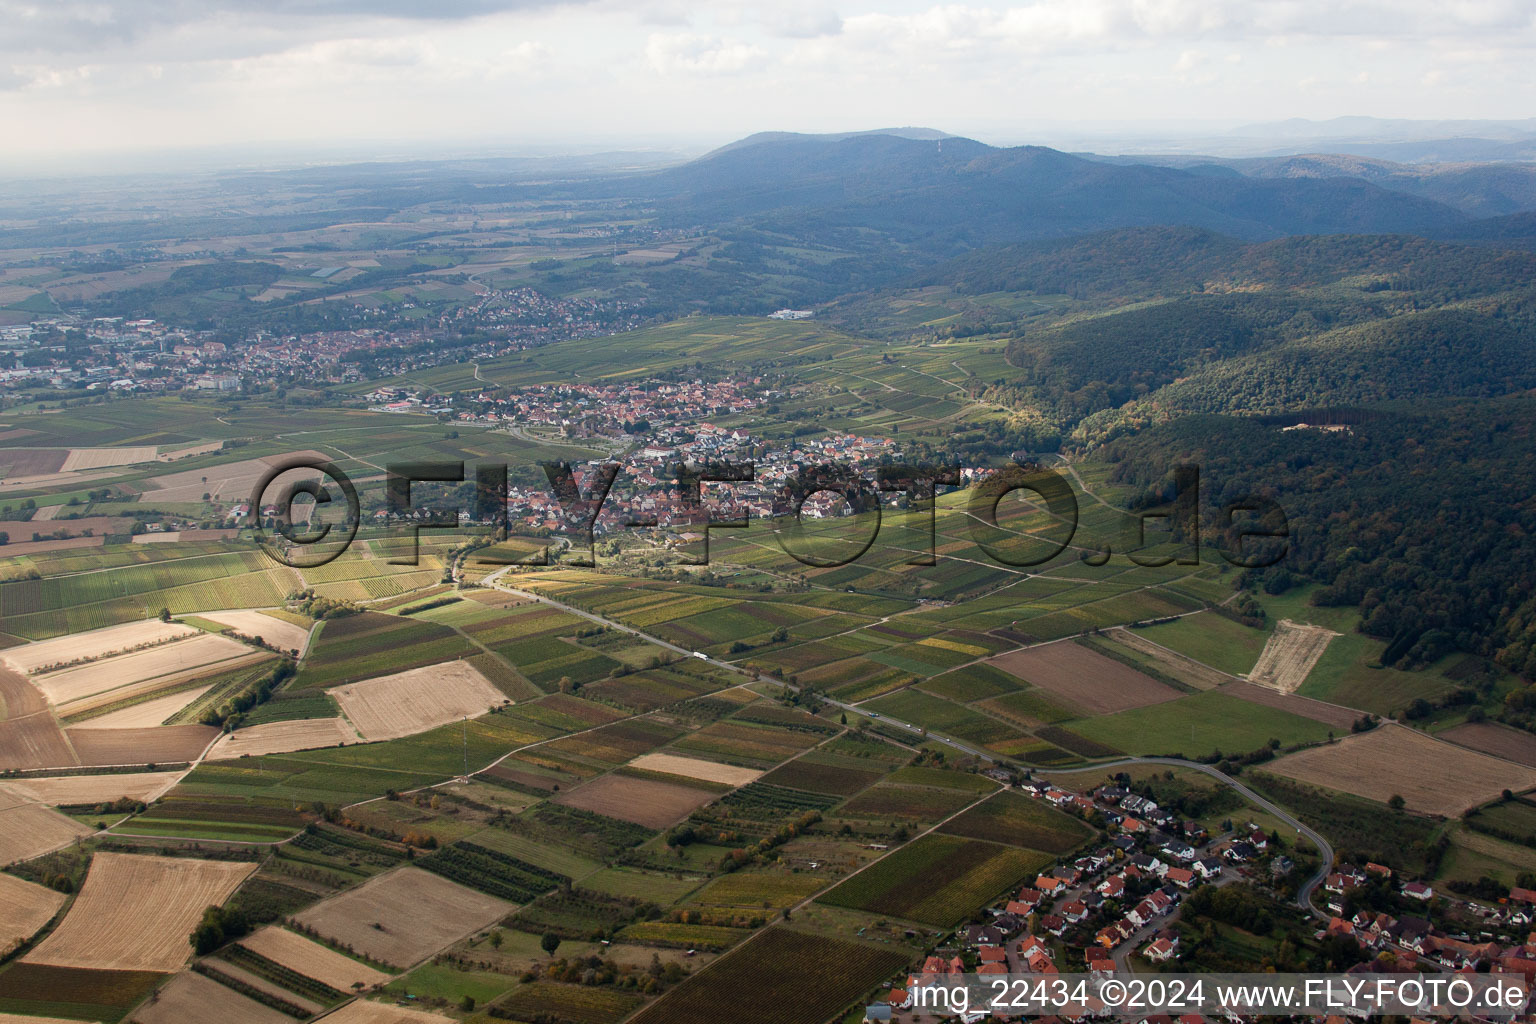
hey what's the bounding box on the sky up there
[3,0,1535,169]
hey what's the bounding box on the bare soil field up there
[1,1013,112,1024]
[328,661,503,742]
[318,1003,455,1024]
[0,449,67,476]
[207,718,357,760]
[237,926,394,992]
[628,752,763,786]
[988,641,1183,715]
[60,447,159,472]
[130,969,291,1024]
[1224,680,1359,730]
[555,773,717,828]
[1247,620,1339,692]
[66,724,219,767]
[59,653,268,719]
[290,867,510,968]
[0,872,67,956]
[1266,724,1536,816]
[34,633,249,707]
[0,713,76,772]
[1108,627,1233,690]
[78,685,212,729]
[198,610,312,655]
[0,535,104,557]
[1440,722,1536,768]
[0,799,92,865]
[0,770,181,807]
[138,449,330,503]
[2,621,197,676]
[0,468,119,493]
[26,851,256,972]
[0,664,48,718]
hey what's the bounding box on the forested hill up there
[586,135,1472,248]
[1096,399,1536,679]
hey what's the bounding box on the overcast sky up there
[3,0,1534,168]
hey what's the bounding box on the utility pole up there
[462,716,468,779]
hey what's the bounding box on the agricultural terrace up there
[25,852,255,973]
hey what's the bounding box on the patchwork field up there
[0,873,67,956]
[939,790,1094,853]
[25,852,256,972]
[237,926,395,992]
[290,867,510,968]
[1265,724,1536,816]
[1248,620,1339,692]
[1106,627,1233,689]
[1440,722,1536,768]
[208,718,359,759]
[0,800,93,866]
[328,661,504,742]
[988,641,1182,715]
[628,752,762,787]
[555,773,719,828]
[129,968,289,1024]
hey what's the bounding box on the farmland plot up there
[0,770,181,806]
[25,852,255,972]
[988,641,1182,715]
[75,684,213,729]
[32,633,249,708]
[198,610,312,655]
[328,661,504,742]
[1,620,197,676]
[67,724,219,766]
[1441,723,1536,768]
[290,867,510,968]
[818,833,1048,926]
[129,969,291,1024]
[1247,620,1340,693]
[628,752,761,787]
[208,718,358,759]
[318,1004,455,1024]
[1265,724,1536,815]
[0,873,67,956]
[554,773,718,828]
[236,927,394,992]
[0,800,92,866]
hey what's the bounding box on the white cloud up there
[645,31,766,73]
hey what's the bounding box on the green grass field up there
[1067,689,1333,759]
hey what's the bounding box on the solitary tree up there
[540,932,561,957]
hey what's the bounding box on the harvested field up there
[77,685,211,729]
[1108,627,1233,689]
[237,926,394,992]
[0,873,67,955]
[58,652,268,719]
[2,621,197,676]
[290,867,510,968]
[319,1003,455,1024]
[329,661,503,742]
[1224,680,1358,730]
[0,449,66,476]
[1,1014,107,1024]
[628,752,762,787]
[1266,724,1536,816]
[67,724,218,766]
[32,634,249,707]
[0,712,75,772]
[0,800,92,865]
[555,774,717,828]
[61,447,158,472]
[1248,620,1339,692]
[130,969,290,1024]
[26,852,256,972]
[1441,723,1536,768]
[138,450,330,503]
[0,535,103,557]
[197,610,312,655]
[0,770,181,806]
[207,718,357,760]
[988,641,1182,715]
